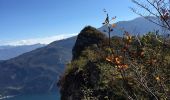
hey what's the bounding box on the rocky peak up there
[72,26,107,60]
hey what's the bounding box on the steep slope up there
[0,36,76,95]
[59,27,170,100]
[0,44,45,60]
[0,16,168,96]
[59,26,111,100]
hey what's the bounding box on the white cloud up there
[1,33,77,46]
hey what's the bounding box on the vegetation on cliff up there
[58,0,170,98]
[58,25,170,99]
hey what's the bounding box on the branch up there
[130,7,168,29]
[146,0,170,30]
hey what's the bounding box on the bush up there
[59,27,170,99]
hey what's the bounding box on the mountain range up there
[0,16,165,96]
[0,17,163,61]
[0,44,45,60]
[99,16,164,37]
[0,37,76,95]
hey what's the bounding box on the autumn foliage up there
[59,4,170,99]
[58,21,170,99]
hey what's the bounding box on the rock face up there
[72,26,108,60]
[60,61,102,100]
[0,36,76,96]
[59,26,113,100]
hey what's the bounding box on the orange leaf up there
[112,24,116,27]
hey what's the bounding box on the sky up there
[0,0,139,45]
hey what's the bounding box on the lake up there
[6,92,60,100]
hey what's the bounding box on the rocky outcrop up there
[58,26,119,100]
[72,26,108,60]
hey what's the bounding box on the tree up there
[59,4,170,99]
[102,9,116,47]
[131,0,170,32]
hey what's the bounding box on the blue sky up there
[0,0,139,44]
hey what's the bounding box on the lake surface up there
[7,92,60,100]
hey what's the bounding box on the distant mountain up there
[0,17,164,61]
[1,34,77,46]
[99,16,163,36]
[0,44,45,60]
[0,16,167,96]
[0,36,76,96]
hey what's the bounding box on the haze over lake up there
[7,92,60,100]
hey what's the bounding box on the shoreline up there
[0,95,16,100]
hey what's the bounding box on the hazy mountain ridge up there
[99,16,163,36]
[0,34,77,46]
[0,16,167,96]
[0,36,77,95]
[0,44,45,60]
[0,17,162,61]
